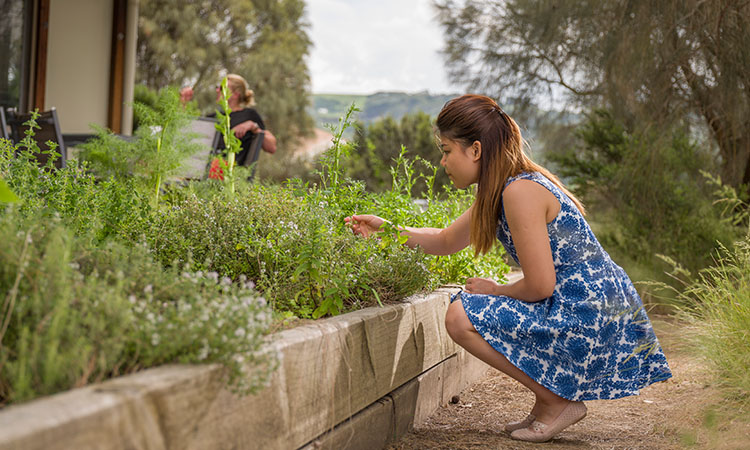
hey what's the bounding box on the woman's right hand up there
[179,86,194,104]
[345,214,386,238]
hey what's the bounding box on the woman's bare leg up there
[444,299,574,424]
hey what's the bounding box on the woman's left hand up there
[464,277,501,295]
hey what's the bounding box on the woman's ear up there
[471,140,482,162]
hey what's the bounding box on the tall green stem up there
[224,109,235,194]
[153,120,170,206]
[216,77,241,196]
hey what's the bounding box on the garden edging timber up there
[0,284,511,450]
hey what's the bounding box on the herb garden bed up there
[0,94,512,449]
[0,287,493,450]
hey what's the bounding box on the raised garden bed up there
[0,287,494,450]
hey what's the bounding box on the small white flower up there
[234,327,246,338]
[144,284,153,294]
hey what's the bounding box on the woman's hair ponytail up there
[226,74,256,107]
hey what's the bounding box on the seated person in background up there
[181,74,277,161]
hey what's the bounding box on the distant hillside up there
[310,91,459,130]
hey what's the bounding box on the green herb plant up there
[0,98,511,407]
[79,87,200,206]
[215,77,243,195]
[0,113,272,406]
[317,103,359,191]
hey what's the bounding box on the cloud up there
[307,0,456,94]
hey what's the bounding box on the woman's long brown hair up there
[436,94,585,256]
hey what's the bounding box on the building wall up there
[45,0,113,134]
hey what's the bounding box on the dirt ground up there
[387,318,750,450]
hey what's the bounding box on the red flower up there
[209,158,225,180]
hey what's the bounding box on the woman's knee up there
[445,299,471,341]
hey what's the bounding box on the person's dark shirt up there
[212,108,266,164]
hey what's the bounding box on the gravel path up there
[388,318,749,449]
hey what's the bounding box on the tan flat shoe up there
[510,401,587,443]
[504,414,535,433]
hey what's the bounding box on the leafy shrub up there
[144,181,435,319]
[1,125,149,243]
[79,86,202,205]
[0,210,273,405]
[0,103,510,405]
[346,111,451,195]
[142,118,510,320]
[0,114,272,406]
[132,83,160,132]
[547,110,740,286]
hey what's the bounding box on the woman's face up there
[438,136,481,189]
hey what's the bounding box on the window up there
[0,0,32,111]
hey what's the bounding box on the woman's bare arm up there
[465,180,558,302]
[346,204,474,256]
[260,129,277,154]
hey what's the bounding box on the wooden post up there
[32,0,49,111]
[108,0,127,133]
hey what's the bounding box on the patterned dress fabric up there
[454,172,672,401]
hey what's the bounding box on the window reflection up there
[0,0,28,110]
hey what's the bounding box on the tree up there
[434,0,750,187]
[239,0,314,145]
[137,0,255,90]
[137,0,313,146]
[348,112,450,195]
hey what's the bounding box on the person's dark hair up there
[436,94,585,256]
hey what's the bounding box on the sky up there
[306,0,458,95]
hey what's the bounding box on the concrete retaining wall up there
[0,287,490,450]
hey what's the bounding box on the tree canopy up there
[434,0,750,187]
[137,0,313,145]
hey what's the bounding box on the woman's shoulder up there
[504,171,539,187]
[502,171,560,203]
[502,174,547,199]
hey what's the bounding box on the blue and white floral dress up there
[454,171,672,401]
